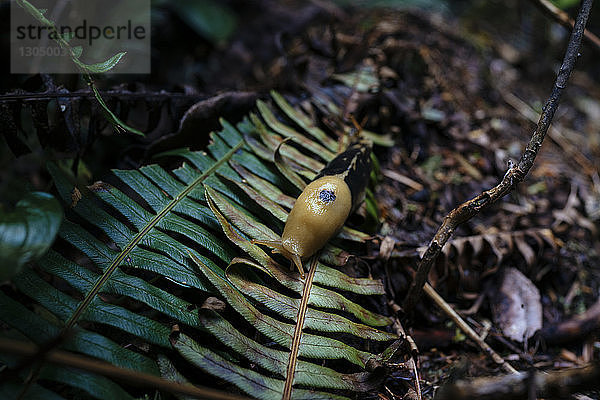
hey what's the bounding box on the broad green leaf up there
[0,192,62,280]
[169,0,237,44]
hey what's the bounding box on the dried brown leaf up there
[491,267,542,342]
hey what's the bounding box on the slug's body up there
[253,139,372,278]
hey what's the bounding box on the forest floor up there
[2,1,600,398]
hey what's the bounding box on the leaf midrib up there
[282,255,319,400]
[63,140,244,330]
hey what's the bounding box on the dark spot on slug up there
[315,141,372,206]
[319,189,336,203]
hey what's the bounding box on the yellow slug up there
[253,139,372,278]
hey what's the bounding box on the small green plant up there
[16,0,144,136]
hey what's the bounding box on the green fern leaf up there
[0,85,397,399]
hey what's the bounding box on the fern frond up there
[1,87,396,399]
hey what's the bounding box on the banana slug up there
[253,139,372,278]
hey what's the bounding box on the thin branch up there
[402,0,594,313]
[0,337,248,400]
[423,283,517,374]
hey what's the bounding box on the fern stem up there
[64,140,244,330]
[283,255,319,400]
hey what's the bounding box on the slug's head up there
[252,176,352,279]
[251,237,305,278]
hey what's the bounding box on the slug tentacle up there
[251,239,306,278]
[250,239,284,250]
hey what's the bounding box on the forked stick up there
[402,0,595,313]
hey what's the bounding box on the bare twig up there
[423,283,517,374]
[434,363,600,400]
[382,169,425,191]
[402,0,594,313]
[0,338,248,400]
